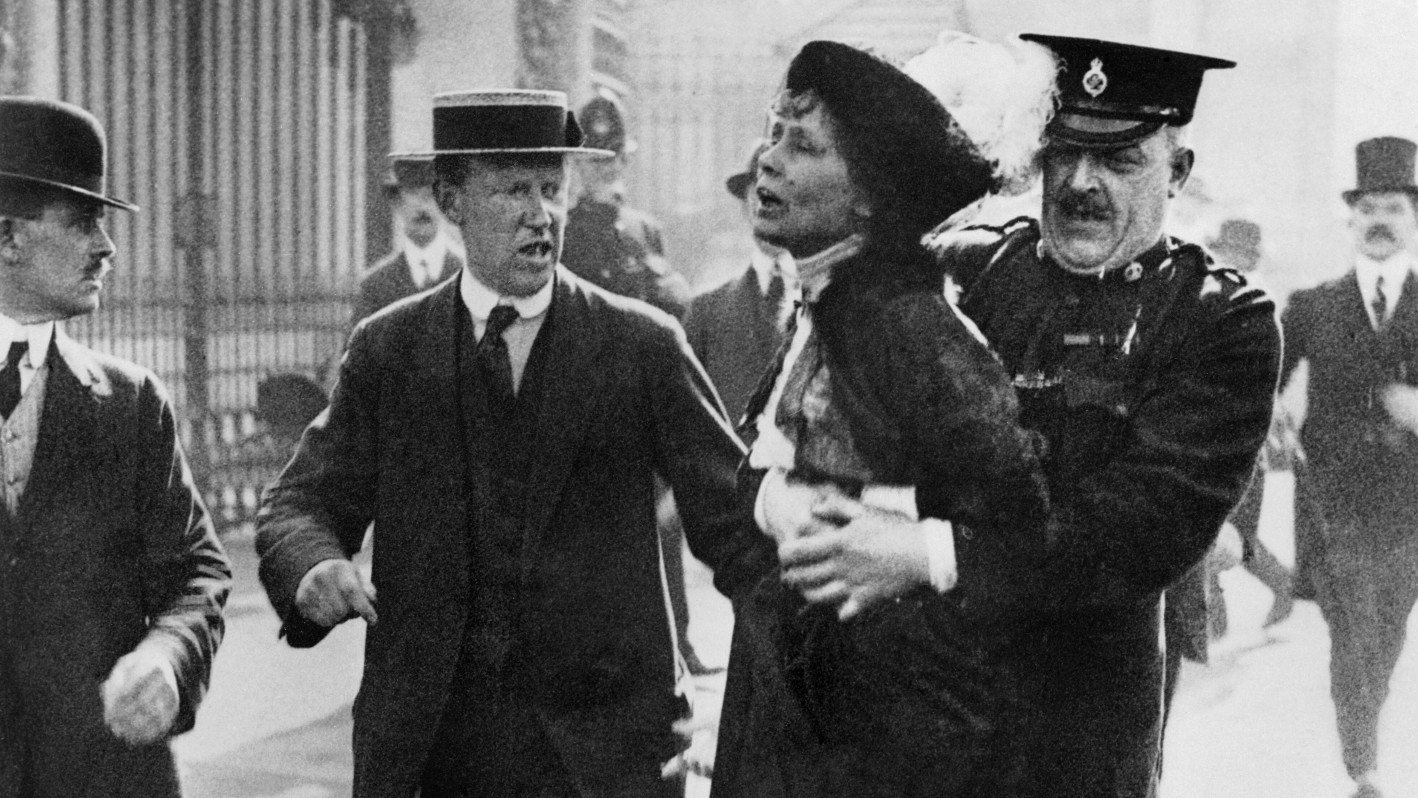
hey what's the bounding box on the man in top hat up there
[761,35,1280,796]
[351,156,465,328]
[0,97,230,797]
[560,89,691,319]
[256,89,775,797]
[1276,136,1418,798]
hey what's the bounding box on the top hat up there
[0,96,136,211]
[1019,34,1234,148]
[725,140,768,200]
[783,40,993,242]
[1343,137,1418,204]
[579,90,637,155]
[394,90,614,159]
[1208,218,1262,262]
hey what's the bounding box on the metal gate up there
[54,0,376,531]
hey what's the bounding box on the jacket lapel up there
[410,280,470,504]
[18,332,107,532]
[519,268,607,574]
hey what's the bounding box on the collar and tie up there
[0,341,27,418]
[476,305,520,414]
[1372,274,1390,331]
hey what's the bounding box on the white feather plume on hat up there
[904,31,1058,194]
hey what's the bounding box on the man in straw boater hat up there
[764,35,1281,796]
[1276,136,1418,798]
[0,97,230,796]
[257,89,775,797]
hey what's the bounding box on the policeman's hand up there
[295,558,378,628]
[779,494,930,621]
[1381,383,1418,435]
[101,645,180,745]
[757,468,847,544]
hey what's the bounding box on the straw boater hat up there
[0,96,137,211]
[395,89,614,159]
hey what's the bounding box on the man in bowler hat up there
[256,89,775,797]
[1278,136,1418,798]
[561,89,691,319]
[760,36,1280,796]
[351,156,465,328]
[0,97,231,797]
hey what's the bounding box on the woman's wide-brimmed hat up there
[395,89,614,159]
[782,40,993,241]
[0,96,137,211]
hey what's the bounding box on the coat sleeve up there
[644,319,777,603]
[257,320,384,646]
[1278,288,1311,392]
[1042,277,1282,609]
[133,374,232,735]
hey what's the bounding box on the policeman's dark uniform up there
[932,36,1281,797]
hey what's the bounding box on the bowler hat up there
[783,40,993,244]
[394,90,613,159]
[1208,218,1262,262]
[0,96,136,211]
[725,140,768,200]
[1343,137,1418,204]
[1019,34,1234,148]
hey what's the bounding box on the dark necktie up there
[477,305,520,414]
[764,266,786,333]
[1372,275,1389,331]
[0,341,27,418]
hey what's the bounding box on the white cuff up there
[921,518,958,593]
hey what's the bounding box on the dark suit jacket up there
[351,248,463,329]
[0,332,230,798]
[258,267,775,798]
[1281,270,1418,535]
[683,267,785,423]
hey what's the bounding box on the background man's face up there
[393,185,442,249]
[0,196,114,322]
[1348,190,1418,261]
[1040,131,1191,273]
[574,153,627,204]
[446,157,568,298]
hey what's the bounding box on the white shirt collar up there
[0,313,53,370]
[796,234,865,304]
[458,267,554,324]
[1356,250,1414,289]
[750,246,797,295]
[403,234,450,285]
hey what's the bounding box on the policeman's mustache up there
[1056,191,1113,221]
[1366,224,1397,244]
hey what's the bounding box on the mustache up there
[410,212,435,225]
[1055,191,1113,221]
[1365,224,1397,243]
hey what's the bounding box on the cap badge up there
[1083,58,1108,98]
[1124,261,1143,282]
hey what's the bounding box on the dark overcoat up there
[938,219,1280,797]
[257,267,775,798]
[351,248,463,329]
[0,332,230,798]
[683,267,786,423]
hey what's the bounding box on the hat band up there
[0,160,105,195]
[433,105,575,151]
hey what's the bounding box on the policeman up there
[762,35,1282,796]
[560,90,690,318]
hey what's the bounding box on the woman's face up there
[752,98,870,258]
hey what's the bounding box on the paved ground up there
[173,472,1418,797]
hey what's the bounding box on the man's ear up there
[1168,147,1196,198]
[434,181,462,226]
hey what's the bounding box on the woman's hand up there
[778,493,931,620]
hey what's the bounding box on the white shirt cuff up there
[921,517,958,593]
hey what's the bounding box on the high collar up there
[1038,235,1175,283]
[0,312,53,371]
[797,234,866,303]
[458,267,555,323]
